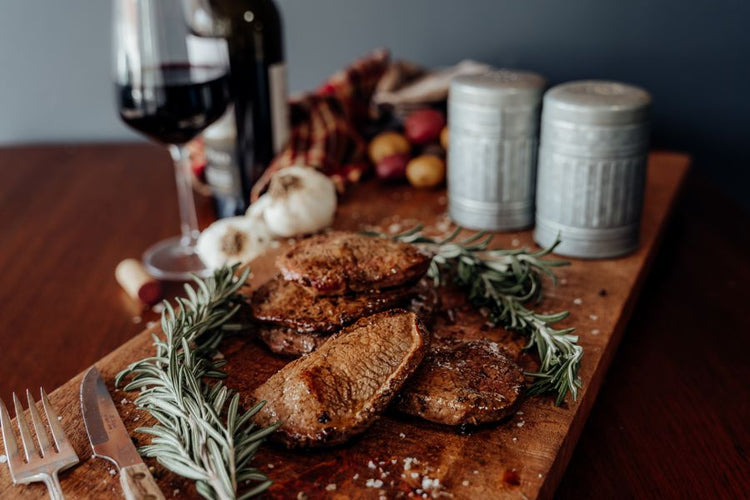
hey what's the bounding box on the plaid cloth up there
[251,49,390,200]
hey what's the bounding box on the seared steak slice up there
[253,310,428,447]
[251,275,415,333]
[396,339,525,426]
[277,231,432,295]
[255,324,326,357]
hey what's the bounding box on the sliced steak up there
[277,231,432,295]
[251,275,416,333]
[253,310,428,447]
[396,339,526,426]
[255,324,326,357]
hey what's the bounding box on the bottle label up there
[269,62,290,154]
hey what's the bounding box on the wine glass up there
[113,0,231,280]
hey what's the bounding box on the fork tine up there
[0,397,20,468]
[12,393,37,462]
[41,388,68,450]
[26,389,52,457]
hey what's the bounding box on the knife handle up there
[120,463,165,500]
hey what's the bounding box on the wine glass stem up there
[169,144,201,248]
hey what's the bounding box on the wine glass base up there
[142,236,212,281]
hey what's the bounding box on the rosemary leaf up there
[376,225,583,405]
[117,265,278,499]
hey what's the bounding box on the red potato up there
[376,153,411,180]
[404,109,446,145]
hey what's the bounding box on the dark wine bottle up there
[208,0,290,205]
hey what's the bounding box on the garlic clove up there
[196,216,273,270]
[262,165,337,238]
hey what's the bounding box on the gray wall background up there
[1,0,748,209]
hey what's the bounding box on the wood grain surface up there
[0,145,746,499]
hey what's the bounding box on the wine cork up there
[115,259,163,305]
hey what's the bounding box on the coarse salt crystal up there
[589,314,599,321]
[512,437,518,442]
[173,489,180,497]
[146,321,158,329]
[473,470,479,474]
[365,479,384,488]
[538,473,543,478]
[353,474,359,480]
[591,329,601,335]
[391,459,397,465]
[152,303,165,313]
[109,469,117,476]
[368,460,376,469]
[411,472,419,479]
[132,316,142,324]
[267,464,274,469]
[57,416,62,421]
[573,298,583,305]
[0,455,6,464]
[462,480,469,486]
[120,398,128,405]
[421,477,440,490]
[399,432,406,438]
[517,420,525,427]
[511,238,520,247]
[325,484,337,491]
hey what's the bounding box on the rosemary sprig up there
[115,265,279,500]
[371,225,583,405]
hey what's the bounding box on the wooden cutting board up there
[0,152,689,499]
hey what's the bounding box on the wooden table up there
[0,144,747,498]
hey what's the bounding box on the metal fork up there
[0,389,80,500]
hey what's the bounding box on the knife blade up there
[81,366,165,500]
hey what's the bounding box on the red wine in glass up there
[113,0,232,280]
[117,65,230,145]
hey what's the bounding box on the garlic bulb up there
[257,166,337,237]
[196,216,272,270]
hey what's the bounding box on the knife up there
[80,367,165,500]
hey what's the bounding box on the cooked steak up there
[277,231,432,295]
[253,310,428,447]
[396,339,526,426]
[255,324,326,357]
[251,275,416,333]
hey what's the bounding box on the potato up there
[406,154,446,188]
[376,153,410,180]
[440,126,449,149]
[368,131,411,164]
[404,109,446,145]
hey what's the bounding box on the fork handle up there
[42,472,64,500]
[120,463,165,500]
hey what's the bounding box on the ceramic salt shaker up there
[534,80,652,258]
[447,69,546,231]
